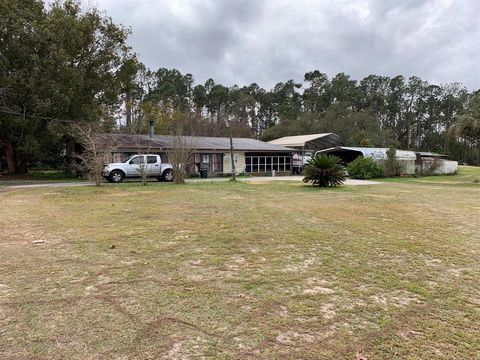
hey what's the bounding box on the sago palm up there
[303,155,347,187]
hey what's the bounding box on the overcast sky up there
[95,0,480,90]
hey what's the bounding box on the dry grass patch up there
[0,167,479,358]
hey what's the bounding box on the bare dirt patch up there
[0,168,479,358]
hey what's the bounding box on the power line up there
[0,109,75,123]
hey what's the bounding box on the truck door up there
[127,155,145,176]
[146,155,161,176]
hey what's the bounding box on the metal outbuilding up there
[268,133,344,151]
[316,146,417,174]
[317,146,458,175]
[415,152,458,174]
[316,146,416,160]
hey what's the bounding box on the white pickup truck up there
[103,154,174,183]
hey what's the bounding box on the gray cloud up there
[95,0,480,90]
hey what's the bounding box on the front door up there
[192,153,223,175]
[201,154,210,172]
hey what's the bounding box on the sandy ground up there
[1,168,478,359]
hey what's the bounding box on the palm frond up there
[303,155,347,187]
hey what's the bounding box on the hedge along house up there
[316,146,417,175]
[98,134,294,177]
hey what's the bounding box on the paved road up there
[1,176,380,190]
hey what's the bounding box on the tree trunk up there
[477,142,480,166]
[1,140,18,174]
[125,91,132,127]
[17,152,28,174]
[65,137,77,176]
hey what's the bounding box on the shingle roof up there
[97,134,293,152]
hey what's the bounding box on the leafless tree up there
[138,157,149,185]
[131,140,152,186]
[72,124,118,186]
[129,119,153,186]
[165,114,199,184]
[167,132,197,184]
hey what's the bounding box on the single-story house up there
[97,134,294,177]
[316,146,458,175]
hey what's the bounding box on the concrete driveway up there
[236,175,380,185]
[0,176,380,190]
[0,181,93,191]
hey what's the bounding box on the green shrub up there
[303,155,347,187]
[347,157,384,179]
[384,147,403,177]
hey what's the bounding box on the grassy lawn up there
[376,165,480,185]
[0,167,479,359]
[0,170,82,187]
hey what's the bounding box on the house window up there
[245,157,251,173]
[252,157,259,172]
[211,154,223,173]
[245,155,291,173]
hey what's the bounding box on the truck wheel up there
[162,169,174,182]
[109,170,125,183]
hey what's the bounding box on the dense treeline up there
[138,69,478,164]
[1,1,479,174]
[0,0,134,173]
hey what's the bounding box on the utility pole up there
[229,123,236,181]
